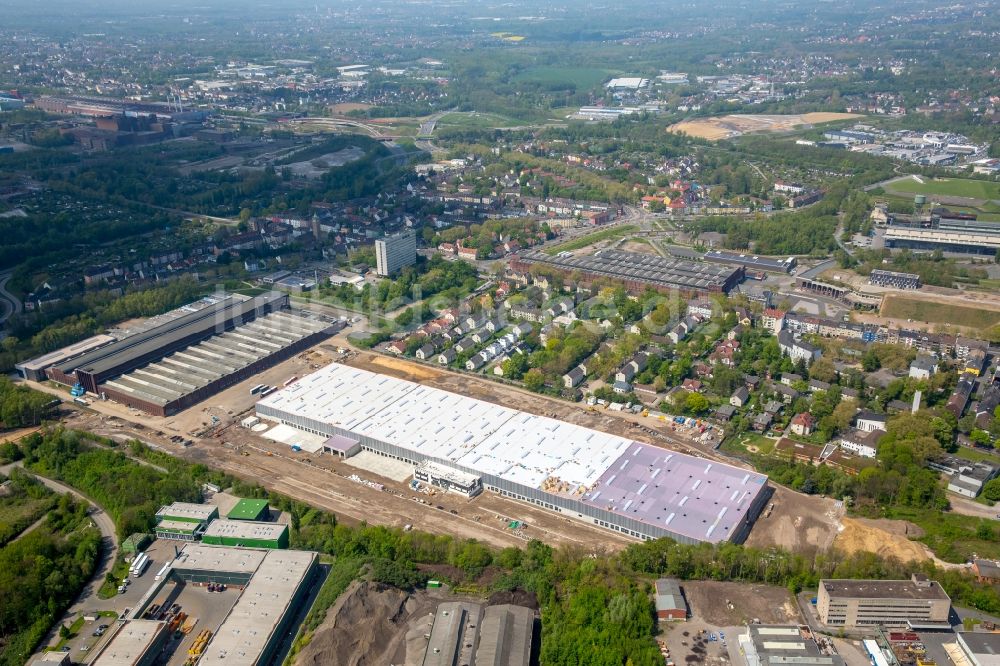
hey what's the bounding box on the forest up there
[0,491,101,666]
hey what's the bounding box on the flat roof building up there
[15,334,117,382]
[956,632,1000,666]
[155,502,218,524]
[193,548,317,666]
[257,363,769,544]
[816,575,952,628]
[738,624,845,666]
[703,250,796,274]
[227,498,270,521]
[154,519,203,542]
[511,249,744,296]
[91,620,168,666]
[201,519,289,549]
[375,230,417,276]
[45,293,339,416]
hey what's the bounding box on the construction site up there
[253,362,770,545]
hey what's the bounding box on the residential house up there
[761,308,786,334]
[773,384,800,404]
[512,322,534,338]
[386,340,407,355]
[563,365,586,389]
[839,428,882,458]
[781,373,803,387]
[753,412,773,432]
[682,379,703,392]
[855,409,887,433]
[613,380,632,395]
[808,379,831,393]
[730,386,750,408]
[415,343,436,360]
[466,353,488,371]
[909,355,938,380]
[454,337,477,354]
[778,330,821,364]
[687,299,714,319]
[715,404,737,421]
[437,348,457,365]
[790,412,816,437]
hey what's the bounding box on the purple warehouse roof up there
[581,444,767,543]
[324,434,360,453]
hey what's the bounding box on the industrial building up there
[91,620,169,666]
[956,632,1000,666]
[375,229,417,276]
[421,602,533,666]
[46,292,340,416]
[227,498,270,521]
[816,575,952,628]
[738,625,845,666]
[127,544,317,666]
[201,519,289,549]
[703,250,796,274]
[256,363,769,544]
[654,578,687,621]
[15,334,117,381]
[885,215,1000,255]
[154,502,218,541]
[868,269,921,289]
[511,249,745,296]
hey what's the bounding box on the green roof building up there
[227,498,270,522]
[201,519,289,549]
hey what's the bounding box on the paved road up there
[0,269,21,325]
[949,493,1000,520]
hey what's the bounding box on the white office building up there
[375,230,417,276]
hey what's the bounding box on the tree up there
[983,478,1000,502]
[809,358,837,384]
[524,368,545,392]
[685,392,710,415]
[862,348,881,372]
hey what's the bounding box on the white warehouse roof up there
[257,363,768,542]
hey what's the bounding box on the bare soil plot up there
[745,484,843,556]
[833,517,933,564]
[683,580,800,626]
[667,113,860,140]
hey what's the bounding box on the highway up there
[0,270,21,325]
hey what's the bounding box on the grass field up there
[888,176,1000,200]
[514,66,612,89]
[437,112,520,129]
[881,295,1000,331]
[544,224,637,255]
[886,506,1000,563]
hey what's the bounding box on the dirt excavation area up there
[833,517,935,564]
[667,112,859,140]
[684,581,799,626]
[745,484,844,556]
[293,581,536,666]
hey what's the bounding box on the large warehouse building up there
[510,249,745,296]
[127,544,317,666]
[46,292,340,416]
[256,363,769,544]
[885,215,1000,255]
[91,619,169,666]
